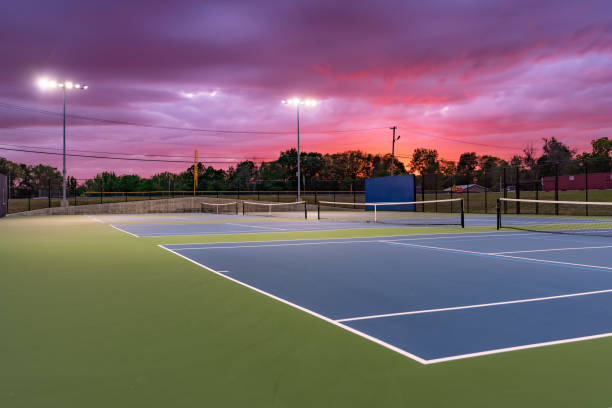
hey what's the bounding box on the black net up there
[497,198,612,237]
[243,201,307,219]
[200,201,238,214]
[317,198,464,227]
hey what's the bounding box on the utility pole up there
[390,126,399,176]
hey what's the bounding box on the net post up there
[235,202,238,215]
[496,199,501,229]
[304,201,307,219]
[317,202,320,220]
[374,204,377,223]
[242,202,245,216]
[460,199,465,228]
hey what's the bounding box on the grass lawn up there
[1,216,612,407]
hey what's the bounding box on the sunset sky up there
[1,0,611,178]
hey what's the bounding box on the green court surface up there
[1,216,612,407]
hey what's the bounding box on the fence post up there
[434,174,438,213]
[585,161,589,216]
[48,179,51,208]
[421,175,425,212]
[554,163,559,215]
[535,176,540,214]
[515,166,520,214]
[466,174,470,214]
[503,167,508,214]
[483,170,487,214]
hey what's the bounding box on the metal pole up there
[554,163,559,215]
[585,161,589,216]
[390,126,396,177]
[515,166,520,214]
[62,87,67,206]
[296,104,301,202]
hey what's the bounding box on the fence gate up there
[0,173,7,217]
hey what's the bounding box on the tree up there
[409,148,440,174]
[228,161,257,190]
[575,137,612,172]
[457,152,478,175]
[538,137,575,165]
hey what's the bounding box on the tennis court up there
[160,231,612,364]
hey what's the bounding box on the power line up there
[0,142,275,161]
[0,102,388,135]
[0,146,250,164]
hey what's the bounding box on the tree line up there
[1,136,609,197]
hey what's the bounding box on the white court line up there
[164,232,542,251]
[427,332,612,364]
[110,225,140,237]
[168,240,382,251]
[158,231,534,248]
[492,254,612,271]
[336,288,612,322]
[490,245,612,255]
[224,223,288,231]
[159,243,612,364]
[384,241,612,271]
[157,245,428,365]
[87,215,105,223]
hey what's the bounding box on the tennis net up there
[242,201,307,219]
[497,198,612,237]
[201,201,239,214]
[317,198,464,227]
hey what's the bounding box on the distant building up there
[443,184,487,193]
[542,172,612,191]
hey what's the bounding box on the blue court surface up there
[112,220,392,236]
[160,231,612,364]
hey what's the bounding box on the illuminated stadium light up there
[282,97,318,201]
[35,76,89,207]
[37,78,49,89]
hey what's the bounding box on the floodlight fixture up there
[281,97,319,201]
[35,76,89,206]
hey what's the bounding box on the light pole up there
[38,78,88,206]
[390,126,399,177]
[282,98,317,202]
